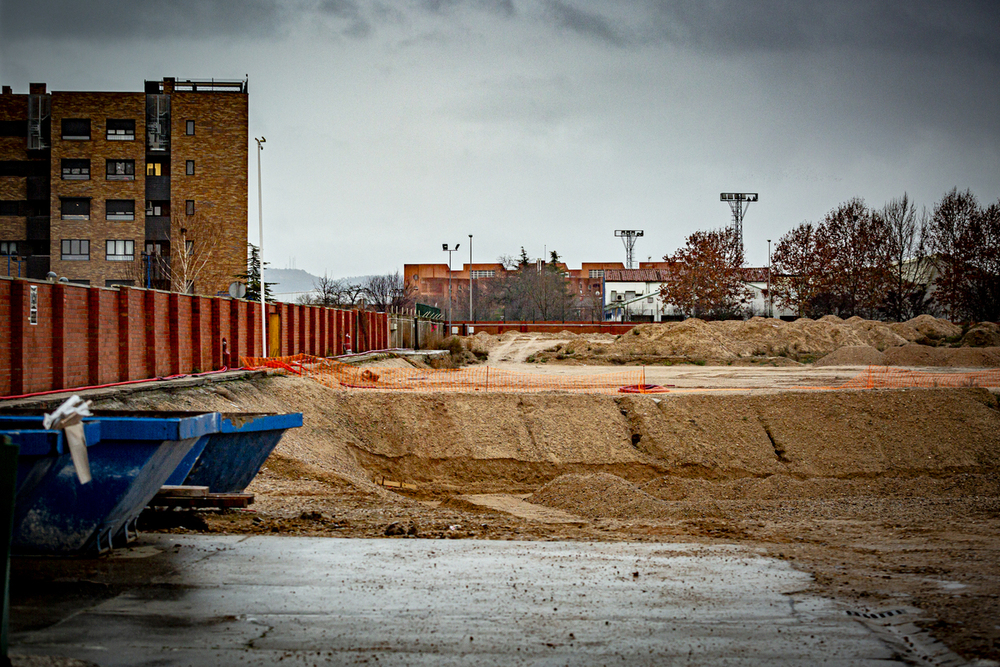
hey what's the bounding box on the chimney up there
[2,86,11,95]
[162,77,175,94]
[29,83,46,94]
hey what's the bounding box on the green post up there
[1,434,17,666]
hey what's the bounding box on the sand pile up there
[908,313,962,342]
[517,314,998,366]
[813,345,887,367]
[529,473,675,520]
[600,316,915,361]
[641,473,1000,501]
[88,376,1000,499]
[884,344,1000,367]
[962,322,1000,348]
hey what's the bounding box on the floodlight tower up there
[614,230,644,269]
[720,192,758,260]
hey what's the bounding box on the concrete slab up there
[10,535,911,666]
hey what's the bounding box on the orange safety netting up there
[834,365,1000,390]
[242,356,1000,394]
[242,354,645,393]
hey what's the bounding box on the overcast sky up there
[2,0,998,276]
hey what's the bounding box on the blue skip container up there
[0,414,215,554]
[164,412,304,493]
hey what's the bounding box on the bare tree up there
[881,194,932,321]
[312,273,342,306]
[171,218,226,294]
[362,271,414,312]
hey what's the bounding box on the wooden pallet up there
[150,485,254,508]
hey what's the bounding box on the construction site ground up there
[7,319,1000,664]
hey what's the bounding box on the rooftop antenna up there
[720,192,758,261]
[614,230,643,269]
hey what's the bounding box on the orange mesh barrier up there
[243,355,645,393]
[834,365,1000,390]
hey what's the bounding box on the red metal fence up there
[0,277,388,398]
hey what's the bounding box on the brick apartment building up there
[0,77,247,295]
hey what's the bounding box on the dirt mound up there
[962,322,1000,348]
[465,331,499,355]
[641,473,1000,501]
[529,473,678,520]
[574,317,913,363]
[946,346,1000,367]
[87,376,1000,498]
[883,345,1000,367]
[888,321,924,343]
[907,314,962,342]
[813,345,887,367]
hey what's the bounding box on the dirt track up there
[71,362,1000,663]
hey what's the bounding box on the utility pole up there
[255,136,266,357]
[468,234,473,323]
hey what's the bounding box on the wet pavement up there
[10,535,917,666]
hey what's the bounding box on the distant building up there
[404,261,623,320]
[405,259,795,321]
[0,77,248,294]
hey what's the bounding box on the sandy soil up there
[30,319,993,664]
[461,315,1000,369]
[69,365,999,663]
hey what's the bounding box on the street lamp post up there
[766,239,772,318]
[468,234,473,323]
[442,243,459,335]
[255,136,266,357]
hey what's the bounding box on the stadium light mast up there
[720,192,758,262]
[614,230,644,269]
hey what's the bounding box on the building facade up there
[405,260,795,322]
[0,78,247,295]
[404,261,622,320]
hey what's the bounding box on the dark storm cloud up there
[317,0,373,37]
[542,1,626,47]
[643,0,1000,60]
[527,0,999,61]
[0,0,288,40]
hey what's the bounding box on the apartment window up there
[60,198,90,220]
[145,241,165,256]
[60,159,90,180]
[61,239,90,260]
[589,269,605,278]
[185,160,195,175]
[185,240,194,256]
[105,239,135,261]
[106,159,135,180]
[106,199,135,221]
[0,201,20,216]
[186,120,195,135]
[105,119,135,141]
[0,241,18,255]
[61,118,90,140]
[470,270,495,279]
[106,280,134,287]
[145,200,169,216]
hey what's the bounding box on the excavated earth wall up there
[86,375,1000,498]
